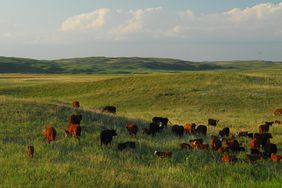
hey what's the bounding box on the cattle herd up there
[28,102,282,164]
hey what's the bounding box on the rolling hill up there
[1,56,281,74]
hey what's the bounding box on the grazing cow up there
[254,133,272,148]
[64,124,81,139]
[72,101,80,108]
[118,142,136,151]
[154,151,172,158]
[263,141,277,158]
[43,126,56,144]
[68,114,82,126]
[189,138,203,145]
[149,123,161,136]
[195,125,207,136]
[274,108,282,116]
[180,143,192,150]
[152,117,169,129]
[219,127,230,137]
[171,125,184,137]
[259,124,271,134]
[190,140,209,150]
[27,146,34,158]
[222,154,237,163]
[271,153,282,163]
[184,123,196,134]
[126,123,138,136]
[246,154,263,162]
[274,120,281,124]
[100,129,117,146]
[208,119,219,126]
[210,136,222,151]
[228,139,245,153]
[102,106,116,114]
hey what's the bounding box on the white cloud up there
[61,8,109,31]
[57,3,282,41]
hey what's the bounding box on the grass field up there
[1,70,282,187]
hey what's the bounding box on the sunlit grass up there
[0,71,282,187]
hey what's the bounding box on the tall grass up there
[0,71,282,187]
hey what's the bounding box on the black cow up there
[263,141,277,158]
[149,123,161,136]
[100,129,117,146]
[195,125,207,136]
[171,125,184,137]
[118,142,136,151]
[254,133,272,148]
[208,119,219,126]
[265,121,274,126]
[68,114,82,125]
[152,117,169,129]
[219,127,230,137]
[102,106,116,114]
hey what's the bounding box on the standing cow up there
[43,126,57,144]
[64,124,81,139]
[152,117,169,129]
[100,129,117,146]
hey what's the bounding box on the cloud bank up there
[60,3,282,40]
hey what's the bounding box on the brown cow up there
[64,124,81,139]
[190,140,209,150]
[43,126,56,144]
[154,151,172,158]
[27,146,34,158]
[274,108,282,116]
[271,153,282,163]
[126,123,138,136]
[180,143,192,150]
[72,101,80,108]
[184,123,196,134]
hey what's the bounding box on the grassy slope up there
[1,56,282,74]
[0,71,282,187]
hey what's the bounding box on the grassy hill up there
[1,56,282,74]
[0,71,282,187]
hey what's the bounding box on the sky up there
[0,0,282,61]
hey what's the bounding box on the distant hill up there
[0,56,281,74]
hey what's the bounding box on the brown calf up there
[72,101,80,108]
[43,126,56,144]
[154,151,172,158]
[179,143,192,150]
[126,123,138,136]
[184,123,196,134]
[27,146,34,158]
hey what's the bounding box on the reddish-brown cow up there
[43,126,56,144]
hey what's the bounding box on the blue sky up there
[0,0,282,61]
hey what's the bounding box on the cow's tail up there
[168,120,174,126]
